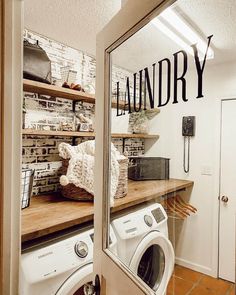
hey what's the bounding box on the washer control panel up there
[74,241,88,258]
[144,215,153,227]
[21,228,94,286]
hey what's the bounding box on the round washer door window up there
[55,263,93,295]
[137,244,165,291]
[129,231,174,295]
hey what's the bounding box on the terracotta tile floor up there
[167,265,235,295]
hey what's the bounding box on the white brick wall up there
[23,30,144,195]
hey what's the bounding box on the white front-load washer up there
[20,227,117,295]
[111,203,174,295]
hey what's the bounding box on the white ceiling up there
[24,0,121,56]
[112,0,236,71]
[24,0,236,72]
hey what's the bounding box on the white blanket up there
[58,140,123,206]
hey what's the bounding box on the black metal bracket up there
[72,100,77,146]
[122,138,126,153]
[72,100,77,112]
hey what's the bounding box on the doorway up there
[219,99,236,282]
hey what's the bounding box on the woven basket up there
[60,157,128,201]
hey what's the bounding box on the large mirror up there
[106,0,236,294]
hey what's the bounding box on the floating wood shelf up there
[22,129,159,139]
[23,79,95,103]
[22,129,95,137]
[23,79,161,111]
[23,79,125,109]
[21,179,194,242]
[111,133,159,139]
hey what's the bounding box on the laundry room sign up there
[116,35,213,116]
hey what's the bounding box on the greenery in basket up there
[131,110,149,134]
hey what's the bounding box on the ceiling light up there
[151,8,214,60]
[151,18,194,56]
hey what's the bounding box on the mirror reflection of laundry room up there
[108,1,236,294]
[19,0,235,295]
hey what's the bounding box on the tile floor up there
[167,265,235,295]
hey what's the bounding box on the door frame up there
[94,0,175,293]
[218,97,236,281]
[206,95,236,280]
[0,0,23,294]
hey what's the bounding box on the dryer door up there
[129,231,174,295]
[55,263,93,295]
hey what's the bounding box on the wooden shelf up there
[22,129,95,137]
[23,79,96,103]
[21,179,194,242]
[112,133,159,139]
[22,129,159,139]
[23,79,125,109]
[23,79,161,111]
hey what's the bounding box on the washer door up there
[55,263,93,295]
[129,231,174,295]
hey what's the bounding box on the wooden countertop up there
[21,179,193,242]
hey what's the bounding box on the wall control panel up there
[182,116,195,136]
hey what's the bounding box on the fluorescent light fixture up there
[152,18,194,56]
[151,8,214,60]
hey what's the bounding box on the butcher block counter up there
[22,178,193,243]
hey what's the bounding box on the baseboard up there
[175,257,217,277]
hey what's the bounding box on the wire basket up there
[21,169,35,209]
[60,66,77,84]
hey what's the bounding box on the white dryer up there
[111,203,174,295]
[20,227,117,295]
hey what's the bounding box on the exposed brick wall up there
[23,30,144,195]
[112,138,144,157]
[22,135,96,195]
[24,92,95,131]
[24,29,96,90]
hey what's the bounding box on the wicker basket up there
[60,157,128,201]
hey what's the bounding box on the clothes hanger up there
[175,195,197,213]
[165,198,188,219]
[169,197,191,216]
[167,198,190,217]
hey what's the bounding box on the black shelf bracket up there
[72,100,78,146]
[122,138,126,153]
[72,100,77,113]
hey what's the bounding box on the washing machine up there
[111,203,174,295]
[20,227,117,295]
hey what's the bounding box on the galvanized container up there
[128,157,170,180]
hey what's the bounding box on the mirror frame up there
[100,0,176,293]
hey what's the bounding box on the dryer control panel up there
[111,203,168,241]
[151,208,165,223]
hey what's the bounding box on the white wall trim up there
[175,257,214,277]
[210,96,222,278]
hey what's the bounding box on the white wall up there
[111,60,236,277]
[145,60,236,276]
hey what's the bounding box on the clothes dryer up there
[112,203,174,295]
